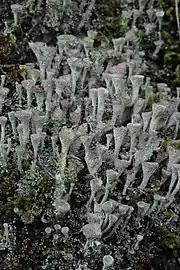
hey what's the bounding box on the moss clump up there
[103,16,127,37]
[162,139,173,148]
[154,226,180,250]
[161,139,180,150]
[124,87,132,96]
[18,66,29,79]
[173,141,180,149]
[13,169,54,222]
[147,93,159,106]
[95,3,126,38]
[137,224,180,270]
[0,33,16,60]
[159,0,180,87]
[0,33,26,85]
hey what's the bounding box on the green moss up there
[13,169,54,219]
[165,6,174,17]
[0,33,25,85]
[148,186,161,192]
[95,3,126,38]
[14,196,31,209]
[161,140,180,153]
[160,0,180,87]
[124,87,131,96]
[7,68,23,85]
[147,93,158,106]
[164,51,176,61]
[0,33,17,61]
[163,139,173,148]
[173,141,180,149]
[103,17,127,37]
[19,66,29,79]
[56,158,80,186]
[155,226,180,250]
[163,210,173,217]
